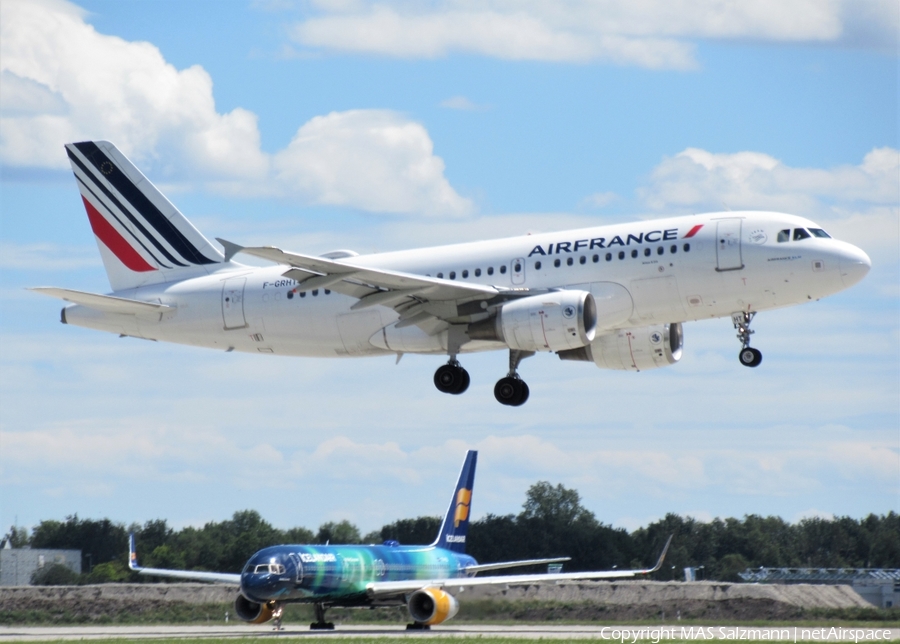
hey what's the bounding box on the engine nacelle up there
[407,587,460,626]
[234,594,277,624]
[469,290,596,352]
[558,322,683,371]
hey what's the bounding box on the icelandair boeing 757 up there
[33,141,871,405]
[128,450,673,630]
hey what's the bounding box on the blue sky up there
[1,0,897,540]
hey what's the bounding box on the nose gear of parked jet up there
[732,311,762,367]
[494,349,535,406]
[434,361,470,394]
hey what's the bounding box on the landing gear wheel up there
[434,363,470,394]
[310,622,335,630]
[406,623,431,630]
[494,377,529,406]
[738,347,762,367]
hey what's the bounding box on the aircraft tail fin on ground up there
[65,141,224,291]
[432,450,477,553]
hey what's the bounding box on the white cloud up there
[440,96,489,111]
[639,146,900,255]
[271,110,473,216]
[0,0,470,217]
[289,0,897,67]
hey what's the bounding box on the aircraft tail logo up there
[65,141,224,291]
[454,488,471,527]
[433,450,477,553]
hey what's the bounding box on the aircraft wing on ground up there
[366,535,672,599]
[218,240,537,332]
[127,533,240,584]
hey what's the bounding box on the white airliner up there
[33,141,871,406]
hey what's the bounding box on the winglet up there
[128,533,141,571]
[216,238,244,262]
[647,534,674,574]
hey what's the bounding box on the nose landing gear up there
[732,311,762,367]
[494,350,535,406]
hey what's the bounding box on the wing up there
[128,533,240,585]
[463,556,570,575]
[218,240,537,333]
[30,287,172,316]
[367,535,672,598]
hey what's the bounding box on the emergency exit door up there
[222,277,247,329]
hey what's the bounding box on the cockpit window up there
[793,228,811,241]
[809,228,831,239]
[777,229,790,243]
[253,563,285,575]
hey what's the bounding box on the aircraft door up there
[511,258,526,285]
[222,277,247,329]
[288,553,303,585]
[716,219,744,271]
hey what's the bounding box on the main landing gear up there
[309,602,334,630]
[494,350,534,407]
[732,311,763,368]
[434,360,470,394]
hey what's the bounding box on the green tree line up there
[7,481,898,585]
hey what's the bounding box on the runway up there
[1,624,897,641]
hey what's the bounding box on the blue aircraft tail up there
[432,450,477,553]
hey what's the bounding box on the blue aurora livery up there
[128,451,672,630]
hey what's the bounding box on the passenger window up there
[631,249,638,258]
[554,258,561,268]
[436,272,443,279]
[312,289,319,296]
[644,248,651,257]
[566,257,574,266]
[777,229,790,242]
[810,228,831,238]
[474,268,481,276]
[657,247,664,255]
[793,228,811,241]
[670,245,677,254]
[324,289,330,295]
[513,262,521,272]
[487,267,494,275]
[605,253,612,261]
[300,291,306,298]
[449,271,456,280]
[618,251,625,260]
[592,254,599,263]
[461,269,469,278]
[579,256,586,265]
[534,261,542,270]
[683,243,691,252]
[499,265,507,274]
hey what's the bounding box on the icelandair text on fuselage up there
[595,626,895,643]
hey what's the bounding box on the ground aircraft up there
[34,141,871,405]
[128,450,673,630]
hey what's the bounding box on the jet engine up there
[407,587,460,626]
[468,290,596,352]
[234,594,278,624]
[558,322,683,371]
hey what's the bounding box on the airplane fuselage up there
[63,211,871,360]
[241,543,476,605]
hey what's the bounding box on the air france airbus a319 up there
[128,450,672,630]
[33,141,871,405]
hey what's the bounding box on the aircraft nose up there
[839,245,871,288]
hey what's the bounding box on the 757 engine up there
[407,587,460,626]
[233,594,278,624]
[558,322,683,371]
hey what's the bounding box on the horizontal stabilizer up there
[30,287,172,316]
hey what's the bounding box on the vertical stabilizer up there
[432,450,477,553]
[65,141,224,291]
